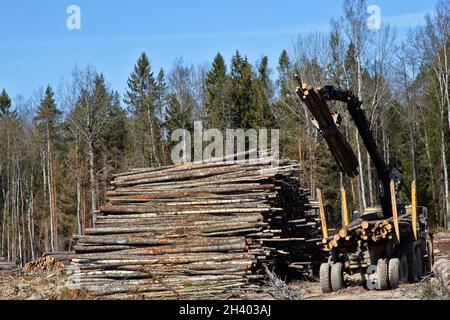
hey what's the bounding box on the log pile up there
[433,258,450,295]
[323,209,419,252]
[68,154,323,299]
[434,233,450,258]
[324,211,393,251]
[23,256,66,273]
[0,257,21,275]
[44,252,75,266]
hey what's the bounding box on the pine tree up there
[0,89,17,118]
[35,86,61,252]
[35,86,61,134]
[204,53,230,129]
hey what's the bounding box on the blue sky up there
[0,0,437,99]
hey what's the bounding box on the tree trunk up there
[50,157,58,252]
[356,55,367,212]
[76,141,82,235]
[367,151,373,207]
[147,107,160,167]
[1,192,9,257]
[27,178,34,261]
[356,131,366,212]
[88,140,97,228]
[441,127,450,230]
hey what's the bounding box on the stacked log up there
[434,233,450,258]
[433,258,450,295]
[323,209,417,253]
[0,257,21,275]
[68,155,323,299]
[44,252,75,266]
[23,256,66,273]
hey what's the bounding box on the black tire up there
[415,246,423,280]
[319,263,332,294]
[377,258,389,290]
[388,258,401,289]
[400,254,408,283]
[330,262,344,292]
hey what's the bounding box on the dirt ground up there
[1,232,449,300]
[0,271,91,300]
[298,279,447,300]
[1,272,446,300]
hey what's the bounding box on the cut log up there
[433,258,450,295]
[67,152,324,299]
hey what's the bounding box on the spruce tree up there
[277,50,291,99]
[125,52,161,167]
[230,51,260,129]
[204,53,230,129]
[103,91,128,172]
[165,93,192,153]
[166,93,183,134]
[256,56,274,127]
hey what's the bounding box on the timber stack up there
[323,207,427,252]
[68,152,323,299]
[323,209,400,252]
[0,256,21,275]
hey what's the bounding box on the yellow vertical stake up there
[390,179,400,243]
[411,181,418,241]
[341,186,349,227]
[316,188,328,240]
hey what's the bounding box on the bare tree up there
[411,0,450,228]
[64,66,110,227]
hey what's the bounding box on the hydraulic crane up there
[295,77,433,292]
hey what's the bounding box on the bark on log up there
[433,258,450,295]
[67,153,323,299]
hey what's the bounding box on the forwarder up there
[294,77,433,292]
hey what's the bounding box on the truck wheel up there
[415,247,423,280]
[330,262,344,292]
[400,254,408,283]
[377,258,389,290]
[319,263,332,294]
[388,258,401,289]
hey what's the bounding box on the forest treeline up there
[0,0,449,264]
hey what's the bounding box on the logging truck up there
[295,79,434,292]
